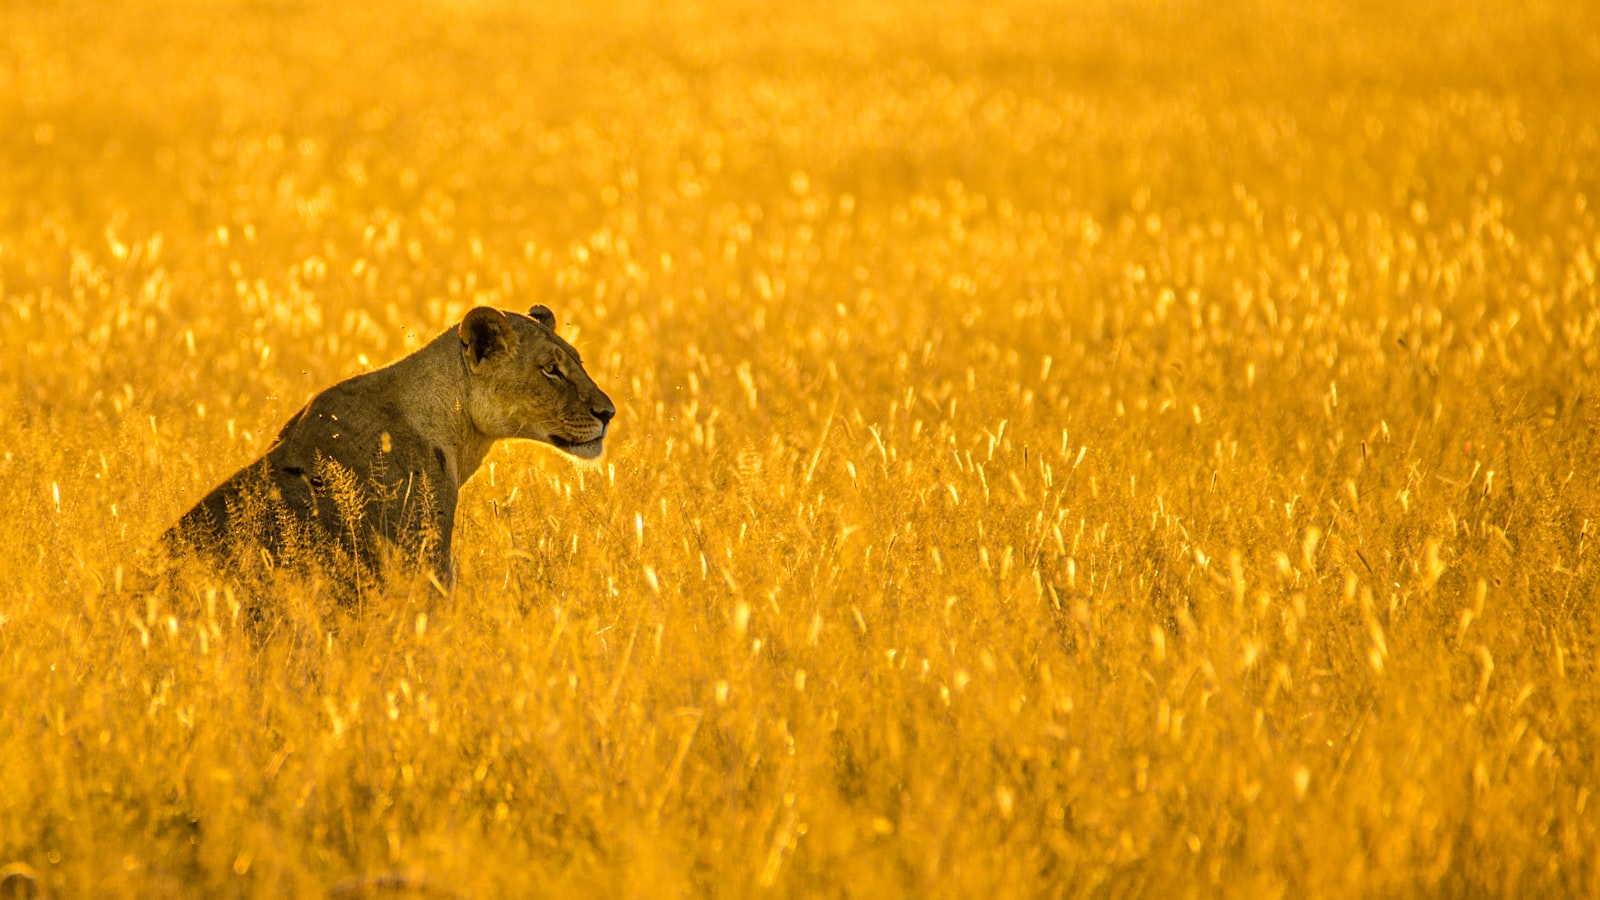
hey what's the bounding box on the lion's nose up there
[593,403,615,426]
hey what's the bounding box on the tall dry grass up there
[2,0,1599,895]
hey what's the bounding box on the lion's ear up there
[528,305,556,330]
[460,307,514,365]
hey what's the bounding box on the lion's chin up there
[547,434,606,460]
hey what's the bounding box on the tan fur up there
[163,305,614,589]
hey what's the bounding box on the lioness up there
[163,304,614,591]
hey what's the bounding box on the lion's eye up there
[542,363,562,380]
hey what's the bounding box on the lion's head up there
[459,305,616,459]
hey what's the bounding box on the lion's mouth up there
[547,433,606,460]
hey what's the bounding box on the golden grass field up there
[4,0,1600,895]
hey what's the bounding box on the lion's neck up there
[371,331,496,486]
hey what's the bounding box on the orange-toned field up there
[3,0,1599,895]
